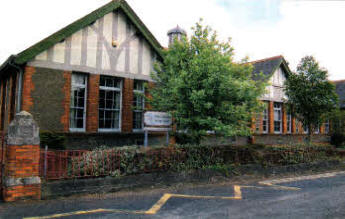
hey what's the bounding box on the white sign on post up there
[143,111,172,147]
[144,111,172,127]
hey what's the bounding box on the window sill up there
[98,129,121,133]
[69,128,86,133]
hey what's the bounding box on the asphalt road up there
[1,171,345,219]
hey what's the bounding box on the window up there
[296,120,300,133]
[98,76,122,131]
[262,102,269,133]
[274,102,282,133]
[303,123,309,134]
[133,80,145,131]
[70,73,87,131]
[255,113,261,133]
[287,111,292,133]
[314,123,320,134]
[324,120,330,134]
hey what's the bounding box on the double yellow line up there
[24,185,242,219]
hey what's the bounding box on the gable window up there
[262,102,269,133]
[98,76,122,132]
[274,102,282,133]
[133,80,145,131]
[70,73,87,132]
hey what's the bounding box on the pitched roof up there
[249,55,291,81]
[333,80,345,108]
[12,0,163,65]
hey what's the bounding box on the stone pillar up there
[3,111,41,202]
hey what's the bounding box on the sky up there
[1,0,344,80]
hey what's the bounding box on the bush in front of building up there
[40,131,66,150]
[65,144,338,178]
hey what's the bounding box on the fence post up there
[3,111,41,202]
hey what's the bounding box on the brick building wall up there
[86,74,100,133]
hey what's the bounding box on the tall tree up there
[284,56,338,143]
[149,21,266,143]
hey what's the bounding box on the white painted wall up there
[261,66,287,102]
[28,10,156,81]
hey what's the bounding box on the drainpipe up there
[8,58,23,113]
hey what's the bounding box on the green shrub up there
[66,144,337,178]
[331,133,345,147]
[40,131,66,150]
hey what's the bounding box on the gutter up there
[8,57,23,113]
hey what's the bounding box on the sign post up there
[144,111,172,147]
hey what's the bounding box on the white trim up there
[144,127,172,132]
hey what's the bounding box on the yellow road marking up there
[145,193,172,215]
[24,185,242,219]
[259,171,345,191]
[234,185,242,199]
[23,209,146,219]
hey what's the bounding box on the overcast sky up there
[1,0,344,80]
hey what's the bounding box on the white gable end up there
[28,10,157,81]
[261,66,287,102]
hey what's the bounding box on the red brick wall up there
[282,104,287,134]
[122,78,134,133]
[3,184,41,202]
[61,71,71,132]
[22,66,35,112]
[3,144,41,202]
[86,74,100,132]
[292,117,296,134]
[5,145,40,177]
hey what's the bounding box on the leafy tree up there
[284,56,338,143]
[149,20,266,143]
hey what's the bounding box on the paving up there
[1,171,345,219]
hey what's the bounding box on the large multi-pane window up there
[70,73,87,131]
[274,102,282,133]
[98,76,122,131]
[262,102,269,133]
[133,80,145,131]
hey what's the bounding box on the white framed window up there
[324,120,330,134]
[274,102,282,133]
[98,76,122,132]
[262,102,269,133]
[255,113,261,133]
[303,123,309,134]
[70,73,87,132]
[314,124,320,134]
[133,80,145,131]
